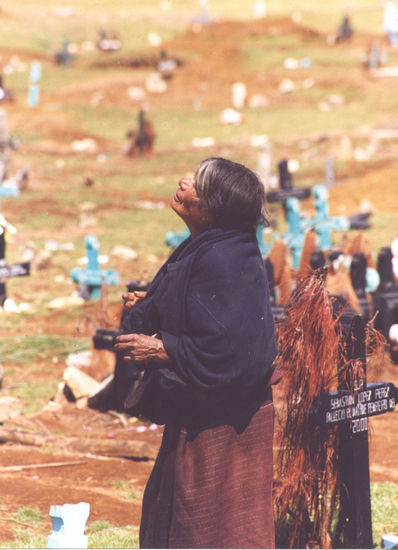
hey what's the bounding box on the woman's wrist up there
[153,339,171,363]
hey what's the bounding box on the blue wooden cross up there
[0,183,18,204]
[281,196,307,268]
[165,227,190,249]
[310,184,350,249]
[70,235,120,300]
[0,168,19,205]
[273,185,350,269]
[28,60,41,107]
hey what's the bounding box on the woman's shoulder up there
[201,230,260,260]
[194,230,264,278]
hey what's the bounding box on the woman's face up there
[171,175,212,237]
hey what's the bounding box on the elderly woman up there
[115,157,278,549]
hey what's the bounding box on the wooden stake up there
[0,426,157,459]
[0,460,88,472]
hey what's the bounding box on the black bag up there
[124,366,185,425]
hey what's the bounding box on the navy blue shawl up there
[123,228,277,428]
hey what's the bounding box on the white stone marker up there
[47,502,90,549]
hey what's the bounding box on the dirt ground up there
[1,15,398,545]
[1,306,397,545]
[0,353,396,543]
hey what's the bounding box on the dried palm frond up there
[279,263,293,305]
[325,268,359,313]
[344,232,374,268]
[268,238,288,283]
[296,229,318,280]
[273,270,367,549]
[267,238,293,305]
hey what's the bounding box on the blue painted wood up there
[70,235,120,300]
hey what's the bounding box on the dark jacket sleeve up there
[161,242,277,391]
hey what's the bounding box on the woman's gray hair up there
[194,157,269,231]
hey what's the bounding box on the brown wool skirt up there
[140,400,275,549]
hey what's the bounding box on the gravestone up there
[47,502,90,548]
[79,202,97,229]
[97,31,121,52]
[0,109,20,178]
[54,40,75,67]
[311,184,350,249]
[310,249,326,270]
[384,1,398,45]
[0,224,30,306]
[231,82,247,109]
[126,110,155,157]
[192,2,213,27]
[270,182,367,269]
[256,223,271,256]
[0,74,14,102]
[284,196,306,268]
[156,50,178,81]
[28,61,41,107]
[324,156,335,188]
[0,108,9,149]
[0,175,19,205]
[70,235,120,300]
[313,314,398,548]
[266,159,311,203]
[366,40,382,71]
[165,226,190,249]
[334,14,354,43]
[256,140,272,191]
[372,247,398,363]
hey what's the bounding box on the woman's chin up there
[171,198,184,216]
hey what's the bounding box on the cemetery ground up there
[1,1,398,547]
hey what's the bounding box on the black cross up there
[0,226,30,305]
[312,314,397,548]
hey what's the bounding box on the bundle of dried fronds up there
[268,238,287,283]
[279,263,292,305]
[296,229,318,280]
[344,232,374,268]
[268,238,292,305]
[325,265,359,313]
[273,269,363,549]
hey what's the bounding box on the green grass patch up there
[4,531,47,549]
[0,335,90,414]
[371,482,398,547]
[86,521,139,549]
[14,507,43,525]
[1,507,47,549]
[13,379,62,415]
[108,480,144,501]
[1,514,138,549]
[0,335,90,364]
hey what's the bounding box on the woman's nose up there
[179,178,190,189]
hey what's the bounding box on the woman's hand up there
[114,333,170,363]
[122,291,147,309]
